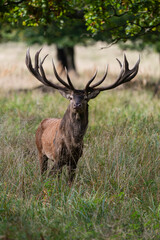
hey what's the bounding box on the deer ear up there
[58,90,71,99]
[87,90,100,100]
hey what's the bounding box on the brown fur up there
[36,96,88,184]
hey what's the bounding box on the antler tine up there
[25,48,66,91]
[92,55,140,92]
[34,48,42,71]
[85,70,98,91]
[52,60,72,89]
[26,48,32,70]
[34,48,49,70]
[116,58,122,68]
[26,48,41,80]
[116,54,140,84]
[124,53,129,70]
[122,56,140,82]
[89,65,108,89]
[41,53,49,65]
[39,58,56,87]
[64,67,75,90]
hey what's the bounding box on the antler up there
[25,48,75,91]
[85,54,140,93]
[26,49,140,95]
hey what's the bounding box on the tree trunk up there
[56,46,76,72]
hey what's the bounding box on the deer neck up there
[60,104,89,144]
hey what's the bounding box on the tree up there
[1,0,160,70]
[119,31,160,53]
[19,19,91,72]
[1,1,160,39]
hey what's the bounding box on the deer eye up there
[69,96,73,100]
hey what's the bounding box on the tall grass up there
[0,88,160,239]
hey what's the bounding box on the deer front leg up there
[39,154,48,175]
[48,161,64,178]
[67,161,77,186]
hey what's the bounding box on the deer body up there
[35,92,89,182]
[26,49,140,184]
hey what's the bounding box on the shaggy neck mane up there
[60,104,89,144]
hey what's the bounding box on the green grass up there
[0,89,160,240]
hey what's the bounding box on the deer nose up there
[73,103,82,109]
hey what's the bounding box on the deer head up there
[25,48,140,110]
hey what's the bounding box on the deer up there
[26,49,140,185]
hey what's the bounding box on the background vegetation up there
[1,0,160,71]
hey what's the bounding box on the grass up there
[0,88,160,240]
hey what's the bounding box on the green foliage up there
[0,89,160,239]
[0,0,160,55]
[1,0,160,42]
[21,19,89,47]
[120,32,160,53]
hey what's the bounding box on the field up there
[0,42,160,239]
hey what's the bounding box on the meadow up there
[0,43,160,239]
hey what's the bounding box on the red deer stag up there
[26,49,140,184]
